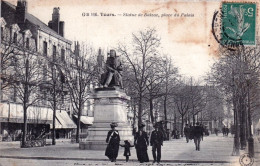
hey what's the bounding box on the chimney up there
[16,0,27,23]
[51,7,60,34]
[59,21,64,37]
[74,41,80,57]
[97,48,104,67]
[48,21,53,29]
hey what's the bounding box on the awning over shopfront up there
[0,103,52,124]
[73,115,94,125]
[50,111,76,129]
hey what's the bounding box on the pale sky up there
[6,0,228,79]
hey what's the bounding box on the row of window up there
[1,27,35,50]
[43,41,65,61]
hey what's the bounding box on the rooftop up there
[2,1,72,44]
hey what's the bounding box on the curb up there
[0,156,235,163]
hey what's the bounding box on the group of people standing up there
[184,122,204,151]
[105,122,164,164]
[214,126,230,136]
[222,126,230,136]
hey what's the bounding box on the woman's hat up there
[110,122,118,128]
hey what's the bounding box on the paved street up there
[0,135,259,166]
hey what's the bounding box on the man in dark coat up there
[134,123,149,163]
[226,127,229,136]
[150,123,164,164]
[193,122,203,151]
[184,124,190,143]
[222,126,226,136]
[105,122,120,162]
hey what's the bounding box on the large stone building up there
[0,0,77,141]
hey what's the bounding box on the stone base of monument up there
[79,87,134,150]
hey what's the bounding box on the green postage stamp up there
[221,2,256,46]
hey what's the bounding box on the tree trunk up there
[239,96,246,149]
[21,59,29,148]
[192,111,195,125]
[181,114,184,137]
[52,96,56,145]
[76,103,82,143]
[232,92,240,156]
[133,100,137,132]
[174,111,177,129]
[138,95,142,127]
[163,97,167,131]
[52,65,57,145]
[22,103,27,147]
[149,98,154,124]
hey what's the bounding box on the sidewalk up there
[0,135,244,164]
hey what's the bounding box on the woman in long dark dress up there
[134,123,149,163]
[105,122,120,162]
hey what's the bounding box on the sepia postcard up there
[0,0,260,166]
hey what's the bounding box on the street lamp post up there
[245,72,254,157]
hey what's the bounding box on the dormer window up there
[11,24,20,44]
[23,30,32,49]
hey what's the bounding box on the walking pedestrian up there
[200,124,204,141]
[172,128,178,139]
[222,126,225,136]
[226,127,229,136]
[134,123,149,163]
[193,122,203,151]
[150,123,164,164]
[214,128,218,136]
[120,140,134,162]
[105,122,120,162]
[189,125,194,140]
[184,124,190,143]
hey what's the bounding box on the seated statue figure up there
[101,49,123,88]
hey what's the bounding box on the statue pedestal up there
[79,88,134,150]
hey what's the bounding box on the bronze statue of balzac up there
[101,50,123,88]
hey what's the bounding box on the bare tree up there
[118,28,161,126]
[160,56,178,130]
[1,27,23,91]
[210,46,260,155]
[12,46,42,147]
[144,56,165,124]
[172,80,191,137]
[188,79,207,125]
[62,42,97,143]
[40,50,67,145]
[202,85,225,129]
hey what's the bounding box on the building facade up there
[0,0,77,141]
